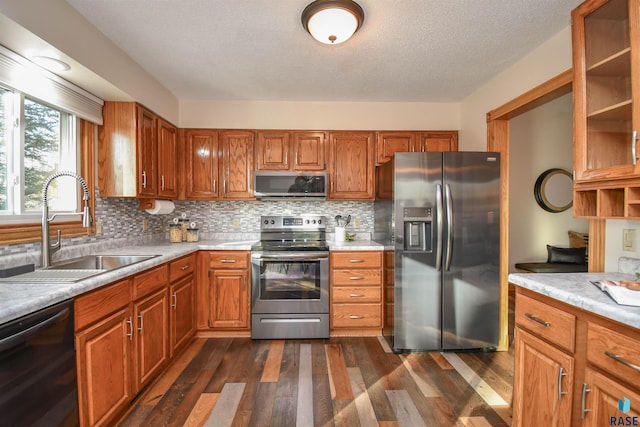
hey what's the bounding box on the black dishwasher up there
[0,299,78,426]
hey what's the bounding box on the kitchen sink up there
[46,254,159,271]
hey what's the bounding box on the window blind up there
[0,45,104,124]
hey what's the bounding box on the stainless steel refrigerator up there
[375,152,501,352]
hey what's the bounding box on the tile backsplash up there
[0,191,374,268]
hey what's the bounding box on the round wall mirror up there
[534,168,573,213]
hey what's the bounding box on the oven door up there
[251,251,329,314]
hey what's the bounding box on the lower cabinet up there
[512,287,640,427]
[330,251,383,333]
[75,257,195,427]
[197,251,250,331]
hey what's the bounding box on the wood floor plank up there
[430,352,454,370]
[441,353,508,407]
[324,343,353,400]
[377,335,393,353]
[386,389,427,427]
[311,340,334,427]
[296,344,314,427]
[347,367,378,426]
[233,340,271,426]
[362,336,405,391]
[458,416,494,427]
[456,353,513,404]
[205,338,251,393]
[246,382,277,427]
[401,354,440,397]
[352,337,397,423]
[261,340,285,383]
[205,382,246,427]
[183,393,219,427]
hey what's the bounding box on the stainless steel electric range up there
[250,215,329,339]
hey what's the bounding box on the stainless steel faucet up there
[41,171,92,268]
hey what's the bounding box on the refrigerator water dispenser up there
[402,207,432,252]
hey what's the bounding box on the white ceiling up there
[64,0,582,103]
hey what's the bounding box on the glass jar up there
[169,223,182,243]
[179,218,190,242]
[186,228,199,242]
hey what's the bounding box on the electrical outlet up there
[232,218,240,229]
[95,221,103,236]
[142,218,148,232]
[623,229,636,251]
[354,218,360,228]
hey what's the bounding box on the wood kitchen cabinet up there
[198,251,250,331]
[376,131,458,164]
[168,254,196,355]
[512,287,640,426]
[99,102,178,199]
[572,0,640,218]
[256,130,327,171]
[74,261,178,427]
[183,129,254,200]
[184,129,220,199]
[330,251,383,333]
[157,117,179,199]
[328,131,376,200]
[75,279,133,427]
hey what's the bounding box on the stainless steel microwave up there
[254,171,327,199]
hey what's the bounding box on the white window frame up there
[0,85,82,225]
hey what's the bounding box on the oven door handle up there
[253,254,328,261]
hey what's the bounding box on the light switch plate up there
[623,229,636,251]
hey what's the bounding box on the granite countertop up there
[0,238,384,325]
[508,272,640,329]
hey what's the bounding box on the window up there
[0,86,79,223]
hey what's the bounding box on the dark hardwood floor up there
[120,293,515,427]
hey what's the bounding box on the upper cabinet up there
[329,131,375,200]
[99,102,178,199]
[256,130,327,171]
[572,0,640,218]
[376,131,458,164]
[183,129,254,200]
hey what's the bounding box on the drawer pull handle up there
[349,259,364,263]
[350,293,365,297]
[525,313,550,327]
[581,383,591,419]
[557,367,567,401]
[605,351,640,372]
[350,315,365,319]
[349,276,365,280]
[138,313,144,333]
[220,259,236,263]
[181,264,190,270]
[172,292,177,309]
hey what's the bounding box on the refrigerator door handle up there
[444,183,453,271]
[435,184,443,271]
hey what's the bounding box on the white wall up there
[459,27,574,151]
[508,93,588,270]
[179,100,459,130]
[605,221,640,271]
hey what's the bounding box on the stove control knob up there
[264,220,269,224]
[270,220,275,224]
[305,219,310,224]
[318,219,322,224]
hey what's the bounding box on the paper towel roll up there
[145,200,175,215]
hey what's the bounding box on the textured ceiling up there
[64,0,583,103]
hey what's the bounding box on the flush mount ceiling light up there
[301,0,364,45]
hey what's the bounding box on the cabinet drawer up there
[331,269,382,285]
[133,265,169,300]
[515,293,575,352]
[169,254,196,282]
[332,286,381,303]
[332,303,381,328]
[331,251,382,268]
[587,322,640,386]
[207,251,249,269]
[75,279,131,331]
